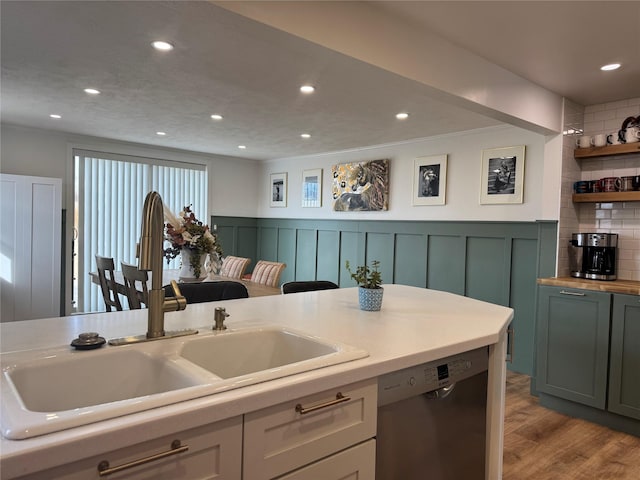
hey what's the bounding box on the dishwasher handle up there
[424,383,456,400]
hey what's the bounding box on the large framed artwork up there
[270,172,287,207]
[480,146,525,205]
[302,168,322,207]
[331,159,390,211]
[412,154,448,206]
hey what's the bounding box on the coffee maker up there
[569,233,618,281]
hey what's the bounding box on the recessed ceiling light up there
[84,88,100,95]
[152,41,174,51]
[300,85,315,94]
[300,133,311,139]
[49,114,61,119]
[156,131,166,136]
[600,63,621,71]
[210,114,223,120]
[396,112,409,120]
[238,145,247,149]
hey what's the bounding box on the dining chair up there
[281,280,339,294]
[163,281,249,304]
[249,260,286,288]
[120,262,149,309]
[95,255,123,312]
[219,255,251,279]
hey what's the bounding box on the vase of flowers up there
[178,247,208,281]
[164,205,223,281]
[345,260,383,311]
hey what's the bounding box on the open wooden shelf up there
[572,191,640,203]
[574,143,640,159]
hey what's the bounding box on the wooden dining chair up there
[121,262,149,309]
[281,280,339,294]
[95,255,123,312]
[249,260,286,288]
[219,256,251,279]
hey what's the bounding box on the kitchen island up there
[1,285,512,479]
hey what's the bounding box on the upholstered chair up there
[281,280,339,294]
[219,256,251,279]
[249,260,286,288]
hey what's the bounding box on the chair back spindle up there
[121,262,149,309]
[95,255,123,312]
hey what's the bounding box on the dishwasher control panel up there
[377,347,489,406]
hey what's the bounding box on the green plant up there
[345,260,382,289]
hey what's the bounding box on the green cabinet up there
[536,286,611,409]
[608,293,640,420]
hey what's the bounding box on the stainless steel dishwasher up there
[376,347,489,480]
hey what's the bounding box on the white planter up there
[179,248,207,282]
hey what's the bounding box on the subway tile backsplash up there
[576,98,640,281]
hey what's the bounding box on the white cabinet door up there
[276,439,376,480]
[243,378,377,480]
[1,174,61,322]
[14,416,242,480]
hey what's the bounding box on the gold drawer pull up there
[97,439,188,477]
[295,392,351,415]
[559,290,586,296]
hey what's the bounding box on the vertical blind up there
[74,149,207,313]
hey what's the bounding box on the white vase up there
[208,252,223,276]
[179,248,207,282]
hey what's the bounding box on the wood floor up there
[503,371,640,479]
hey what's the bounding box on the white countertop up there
[0,285,513,478]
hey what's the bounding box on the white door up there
[1,174,62,322]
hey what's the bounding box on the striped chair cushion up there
[220,256,251,279]
[250,260,286,287]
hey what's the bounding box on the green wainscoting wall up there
[212,216,558,375]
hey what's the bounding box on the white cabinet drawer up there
[275,439,376,480]
[243,378,377,480]
[16,416,242,480]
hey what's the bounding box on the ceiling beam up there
[215,1,563,135]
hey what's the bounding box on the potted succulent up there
[345,260,384,311]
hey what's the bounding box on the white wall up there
[1,123,261,314]
[259,125,552,222]
[0,124,261,217]
[557,96,640,281]
[1,122,559,224]
[578,97,640,281]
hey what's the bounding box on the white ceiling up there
[374,1,640,107]
[1,1,638,162]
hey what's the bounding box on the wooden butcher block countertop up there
[538,277,640,296]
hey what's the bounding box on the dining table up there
[89,268,281,298]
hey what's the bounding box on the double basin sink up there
[1,326,368,440]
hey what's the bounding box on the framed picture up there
[412,154,447,205]
[270,172,287,207]
[331,159,390,211]
[480,146,525,204]
[302,168,322,207]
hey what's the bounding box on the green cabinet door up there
[608,293,640,420]
[536,286,611,409]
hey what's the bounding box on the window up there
[73,149,207,313]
